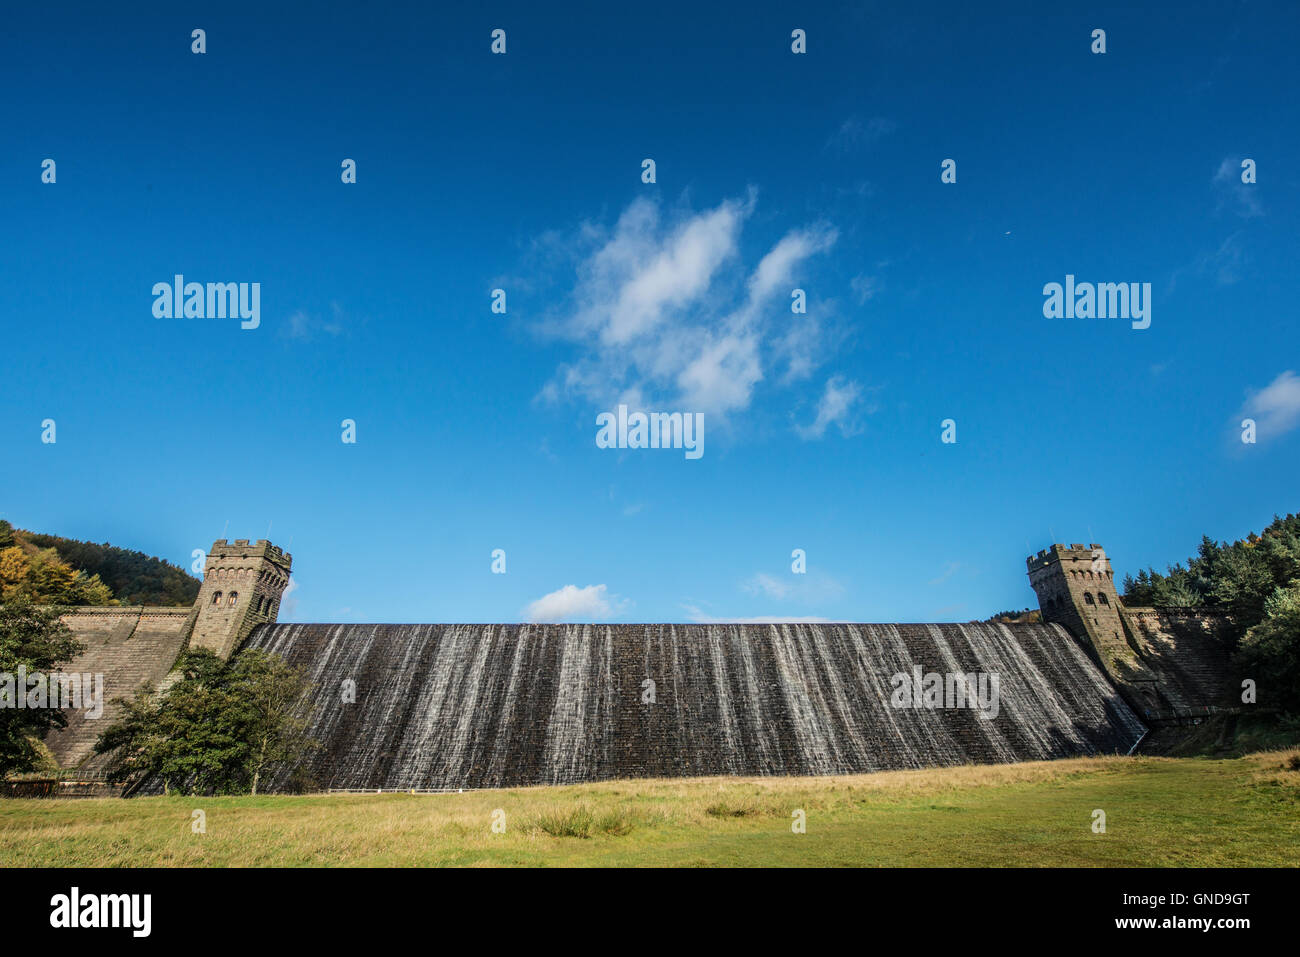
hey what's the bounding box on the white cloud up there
[927,562,961,586]
[523,584,621,623]
[1240,370,1300,440]
[739,571,845,605]
[279,577,299,618]
[1200,231,1248,285]
[1213,157,1262,218]
[749,228,837,301]
[283,302,345,341]
[797,375,864,440]
[532,193,838,423]
[850,274,879,304]
[742,573,791,600]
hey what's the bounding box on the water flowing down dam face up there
[244,622,1147,791]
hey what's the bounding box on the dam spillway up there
[243,621,1146,791]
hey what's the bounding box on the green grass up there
[2,751,1297,867]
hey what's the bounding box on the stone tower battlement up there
[1027,544,1157,704]
[209,538,292,563]
[1026,544,1122,615]
[1027,542,1233,717]
[190,538,293,659]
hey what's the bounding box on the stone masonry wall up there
[44,606,195,770]
[242,621,1146,792]
[1119,607,1235,713]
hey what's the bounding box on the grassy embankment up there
[2,751,1297,867]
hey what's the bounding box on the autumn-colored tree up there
[0,547,30,599]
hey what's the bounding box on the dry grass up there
[2,751,1296,867]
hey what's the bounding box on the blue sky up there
[3,1,1297,624]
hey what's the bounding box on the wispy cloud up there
[1238,370,1300,441]
[740,571,845,604]
[1212,157,1262,219]
[796,375,866,440]
[283,301,346,341]
[742,573,792,600]
[523,584,623,622]
[1200,231,1248,286]
[850,273,880,305]
[927,562,961,586]
[279,577,299,617]
[529,193,838,423]
[1167,230,1250,293]
[826,115,896,153]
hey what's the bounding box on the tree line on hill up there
[0,520,200,607]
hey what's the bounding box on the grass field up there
[2,751,1297,867]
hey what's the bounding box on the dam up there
[43,537,1236,792]
[244,621,1145,791]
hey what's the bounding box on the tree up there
[1206,545,1275,623]
[1237,582,1300,714]
[95,648,316,795]
[91,684,168,789]
[24,549,79,603]
[0,545,119,607]
[0,547,30,599]
[0,597,84,776]
[228,650,318,795]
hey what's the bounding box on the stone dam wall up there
[245,621,1146,791]
[1119,607,1236,714]
[44,606,194,771]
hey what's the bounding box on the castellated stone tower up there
[1027,544,1159,708]
[190,539,292,660]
